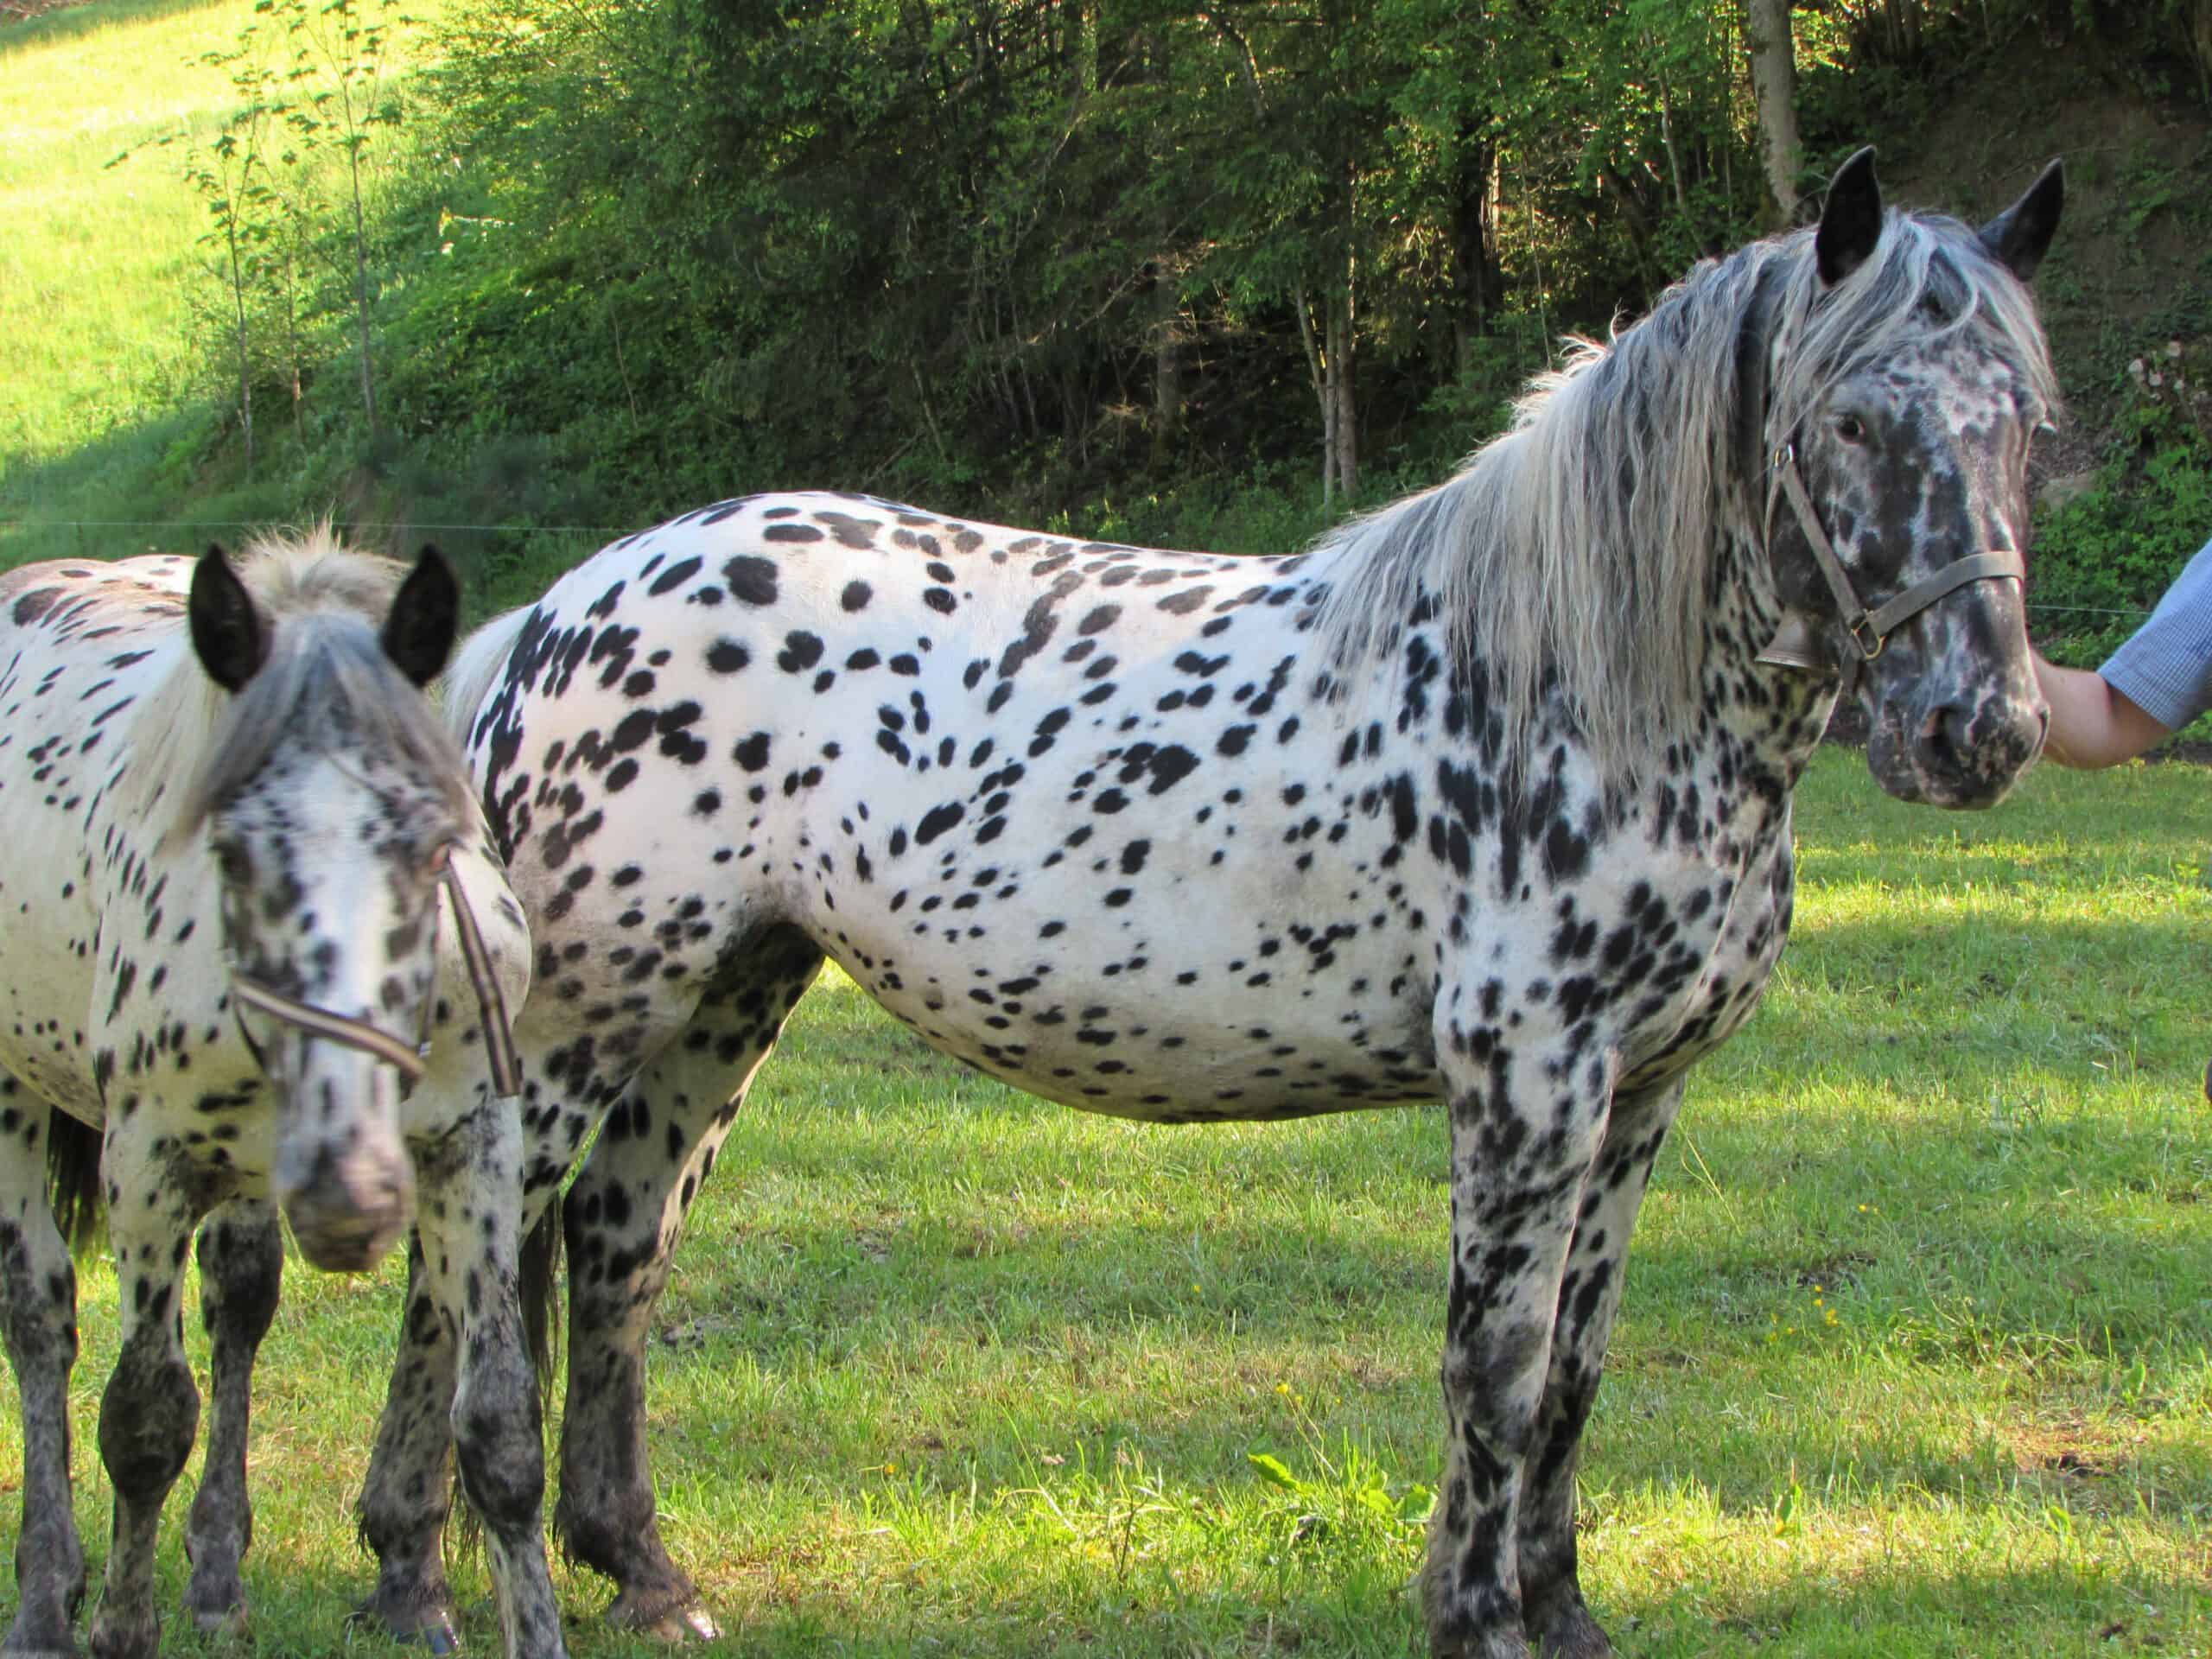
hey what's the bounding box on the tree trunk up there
[1745,0,1802,229]
[1329,281,1357,501]
[225,222,254,478]
[1450,129,1502,378]
[1149,269,1182,467]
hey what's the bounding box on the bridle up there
[1756,440,2025,679]
[228,842,523,1098]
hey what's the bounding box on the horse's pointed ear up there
[188,543,266,694]
[1815,147,1884,286]
[1979,157,2063,281]
[382,545,460,689]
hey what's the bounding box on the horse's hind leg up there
[352,1233,465,1653]
[86,1138,205,1659]
[0,1089,86,1656]
[557,926,824,1639]
[181,1199,283,1638]
[1516,1076,1684,1659]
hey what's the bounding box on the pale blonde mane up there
[111,525,474,848]
[1312,208,2057,782]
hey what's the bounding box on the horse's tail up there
[519,1198,564,1406]
[435,601,534,747]
[45,1110,105,1254]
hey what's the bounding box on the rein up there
[1756,442,2024,677]
[229,848,522,1099]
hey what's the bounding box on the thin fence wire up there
[0,518,2160,621]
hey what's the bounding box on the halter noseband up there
[228,846,523,1099]
[1757,442,2025,675]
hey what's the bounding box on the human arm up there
[2032,652,2172,767]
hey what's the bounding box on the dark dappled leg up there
[181,1201,283,1638]
[87,1136,204,1659]
[1516,1076,1684,1659]
[412,1105,566,1659]
[1423,1032,1611,1659]
[557,926,823,1639]
[0,1087,86,1657]
[353,1235,465,1653]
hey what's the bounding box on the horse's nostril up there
[1921,703,1969,771]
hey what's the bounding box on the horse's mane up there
[111,525,474,848]
[1311,207,2060,780]
[438,599,536,748]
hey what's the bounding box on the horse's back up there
[482,493,1465,1121]
[0,556,201,1123]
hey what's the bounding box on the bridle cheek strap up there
[439,855,524,1099]
[1758,442,2025,674]
[228,846,523,1101]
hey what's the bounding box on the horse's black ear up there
[1815,147,1884,286]
[1979,157,2063,282]
[382,545,460,689]
[188,544,265,694]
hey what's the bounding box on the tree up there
[1745,0,1802,226]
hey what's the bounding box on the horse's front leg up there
[1425,1021,1610,1659]
[87,1139,207,1659]
[353,1233,465,1653]
[1516,1075,1685,1659]
[0,1090,87,1656]
[181,1199,284,1639]
[413,1105,566,1659]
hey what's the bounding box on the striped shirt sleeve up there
[2098,535,2212,732]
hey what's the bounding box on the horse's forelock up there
[121,527,473,852]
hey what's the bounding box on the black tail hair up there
[45,1110,105,1254]
[519,1198,564,1404]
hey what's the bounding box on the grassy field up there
[0,744,2207,1657]
[0,0,463,575]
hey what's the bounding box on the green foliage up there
[2031,351,2212,664]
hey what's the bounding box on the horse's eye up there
[1835,414,1868,444]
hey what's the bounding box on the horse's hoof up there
[86,1609,159,1659]
[3,1616,82,1658]
[607,1591,720,1644]
[188,1600,251,1642]
[350,1594,463,1654]
[1531,1603,1612,1659]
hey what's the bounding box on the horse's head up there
[1764,148,2063,809]
[187,541,477,1270]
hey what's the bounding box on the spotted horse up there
[355,149,2063,1658]
[0,533,557,1659]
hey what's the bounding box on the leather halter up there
[228,845,523,1099]
[1757,442,2025,675]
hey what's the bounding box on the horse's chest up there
[1614,794,1796,1086]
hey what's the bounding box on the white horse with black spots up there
[0,534,553,1659]
[353,149,2063,1657]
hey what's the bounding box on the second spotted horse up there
[356,149,2062,1658]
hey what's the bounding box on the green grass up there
[5,745,2211,1656]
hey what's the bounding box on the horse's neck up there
[1700,524,1840,785]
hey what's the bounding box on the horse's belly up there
[815,893,1443,1122]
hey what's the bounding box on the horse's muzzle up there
[1872,689,2047,808]
[279,1141,414,1272]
